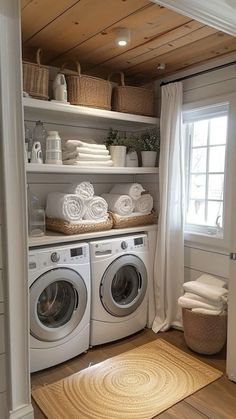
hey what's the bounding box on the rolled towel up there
[183,281,228,304]
[84,196,108,220]
[178,295,226,311]
[102,193,134,216]
[196,274,227,289]
[67,182,94,200]
[134,194,153,215]
[63,159,113,167]
[77,147,109,156]
[110,183,145,200]
[46,193,85,222]
[191,308,225,315]
[77,153,111,161]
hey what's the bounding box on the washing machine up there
[89,234,149,346]
[29,242,90,372]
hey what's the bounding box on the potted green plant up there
[139,128,160,167]
[105,128,126,167]
[123,135,139,167]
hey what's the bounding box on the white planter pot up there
[109,145,127,167]
[141,151,157,167]
[125,151,139,167]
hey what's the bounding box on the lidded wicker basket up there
[182,308,227,355]
[22,49,49,100]
[108,72,154,116]
[62,62,112,110]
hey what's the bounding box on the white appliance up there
[29,242,90,372]
[89,234,149,346]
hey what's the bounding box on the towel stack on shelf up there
[178,274,228,315]
[102,183,154,218]
[62,140,113,167]
[46,181,108,224]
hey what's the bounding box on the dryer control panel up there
[91,234,148,259]
[29,243,89,271]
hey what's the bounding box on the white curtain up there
[152,82,184,333]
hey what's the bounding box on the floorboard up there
[31,329,235,418]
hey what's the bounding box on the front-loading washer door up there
[30,268,87,342]
[100,255,147,317]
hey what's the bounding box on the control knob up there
[121,241,128,250]
[51,252,60,263]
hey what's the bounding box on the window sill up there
[184,231,229,254]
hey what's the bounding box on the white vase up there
[125,151,139,167]
[141,151,157,167]
[109,145,127,167]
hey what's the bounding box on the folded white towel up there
[63,140,106,151]
[77,153,111,161]
[110,183,145,200]
[63,159,113,167]
[134,194,153,215]
[191,308,225,315]
[67,182,94,200]
[196,274,227,289]
[83,196,108,220]
[182,292,225,309]
[183,281,228,304]
[102,193,134,216]
[77,147,109,156]
[178,295,226,311]
[46,193,85,222]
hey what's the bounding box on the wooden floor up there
[31,329,236,418]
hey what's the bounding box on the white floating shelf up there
[23,98,158,130]
[28,224,158,248]
[26,163,159,175]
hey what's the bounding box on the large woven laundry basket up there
[62,62,112,110]
[182,308,227,355]
[22,49,49,100]
[108,72,154,116]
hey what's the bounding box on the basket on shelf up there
[22,49,49,100]
[182,308,227,355]
[108,72,154,116]
[111,210,157,229]
[61,62,112,110]
[46,214,113,235]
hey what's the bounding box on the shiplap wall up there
[156,61,236,283]
[0,180,7,417]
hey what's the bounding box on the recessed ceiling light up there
[115,28,131,47]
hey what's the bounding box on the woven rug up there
[32,339,222,419]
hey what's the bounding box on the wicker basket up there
[62,62,112,110]
[108,72,154,116]
[46,214,113,235]
[182,308,227,355]
[22,49,49,100]
[111,210,157,229]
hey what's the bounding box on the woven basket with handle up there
[182,308,227,355]
[62,62,112,110]
[111,210,157,229]
[22,49,49,100]
[108,72,154,116]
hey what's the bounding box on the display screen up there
[134,237,143,246]
[70,247,83,257]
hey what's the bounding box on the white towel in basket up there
[183,282,228,304]
[67,182,94,200]
[84,196,108,220]
[46,193,85,222]
[134,194,153,215]
[110,183,145,200]
[191,308,225,315]
[196,274,227,289]
[102,193,134,216]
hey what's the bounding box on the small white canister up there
[45,131,62,165]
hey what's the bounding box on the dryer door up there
[100,255,147,317]
[30,268,87,342]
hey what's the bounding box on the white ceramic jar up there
[45,131,62,165]
[109,145,127,167]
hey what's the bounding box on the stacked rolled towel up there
[134,193,153,215]
[46,193,85,222]
[101,193,134,216]
[67,182,94,200]
[110,183,145,200]
[62,140,113,167]
[84,196,108,221]
[178,274,228,315]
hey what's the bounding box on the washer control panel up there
[29,243,89,271]
[92,234,148,258]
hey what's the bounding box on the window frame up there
[183,95,233,251]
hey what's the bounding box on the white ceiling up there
[153,0,236,36]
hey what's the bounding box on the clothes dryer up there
[89,234,149,346]
[29,242,90,372]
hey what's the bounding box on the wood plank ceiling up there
[21,0,236,84]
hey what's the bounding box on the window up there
[184,104,228,238]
